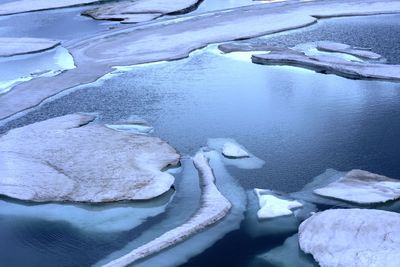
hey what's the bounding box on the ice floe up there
[207,138,265,169]
[299,209,400,267]
[255,188,303,219]
[82,0,202,24]
[0,114,180,202]
[314,169,400,204]
[252,45,400,81]
[222,141,250,158]
[244,191,315,238]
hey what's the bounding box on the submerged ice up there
[0,46,75,94]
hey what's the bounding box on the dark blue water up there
[1,14,400,267]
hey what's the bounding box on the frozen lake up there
[0,12,400,267]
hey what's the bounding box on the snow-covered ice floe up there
[299,209,400,267]
[0,114,180,202]
[314,169,400,204]
[291,169,400,208]
[207,138,265,169]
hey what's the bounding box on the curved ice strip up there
[97,150,246,267]
[95,158,202,266]
[0,190,173,233]
[101,152,232,266]
[207,138,265,169]
[0,46,75,94]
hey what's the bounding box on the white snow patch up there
[255,188,303,219]
[222,142,249,158]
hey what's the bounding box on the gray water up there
[1,13,400,267]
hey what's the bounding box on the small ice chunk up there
[222,142,249,158]
[207,138,265,169]
[255,188,303,219]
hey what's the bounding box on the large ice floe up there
[0,0,102,15]
[82,0,202,23]
[299,209,400,267]
[100,152,232,266]
[314,169,400,204]
[0,37,60,57]
[0,114,180,202]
